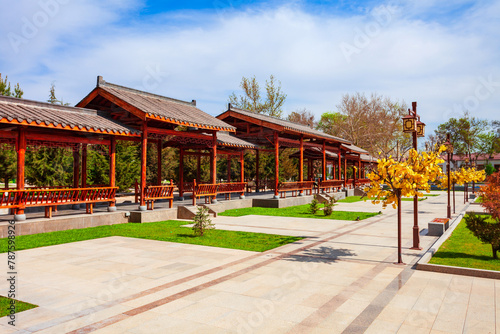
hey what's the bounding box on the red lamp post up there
[402,102,425,250]
[444,134,453,219]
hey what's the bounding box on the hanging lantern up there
[416,121,426,137]
[402,115,416,133]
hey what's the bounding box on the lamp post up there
[444,134,453,219]
[463,158,470,204]
[402,101,425,250]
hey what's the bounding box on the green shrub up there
[193,207,215,236]
[465,213,500,259]
[309,199,320,214]
[323,197,337,216]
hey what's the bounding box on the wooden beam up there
[322,141,326,180]
[25,132,111,146]
[148,127,212,141]
[300,135,304,184]
[73,147,80,188]
[179,147,184,197]
[16,126,26,216]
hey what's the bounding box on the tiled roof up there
[341,143,369,154]
[0,95,139,136]
[93,77,236,132]
[221,105,351,144]
[216,132,257,148]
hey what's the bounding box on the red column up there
[157,139,162,185]
[179,147,184,198]
[240,151,245,182]
[109,137,116,211]
[110,138,116,187]
[82,144,88,188]
[338,149,342,180]
[211,132,217,184]
[140,121,148,209]
[343,155,347,188]
[255,149,260,192]
[358,158,361,179]
[15,126,26,219]
[322,141,326,181]
[298,134,304,184]
[227,156,231,182]
[274,132,279,198]
[73,146,80,188]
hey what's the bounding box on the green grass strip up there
[0,221,302,253]
[219,204,379,220]
[429,215,500,271]
[0,296,38,318]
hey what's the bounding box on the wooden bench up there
[318,180,344,193]
[1,187,117,218]
[144,181,174,210]
[278,181,314,198]
[217,182,246,200]
[192,180,219,205]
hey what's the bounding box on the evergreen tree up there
[0,74,23,188]
[25,84,74,186]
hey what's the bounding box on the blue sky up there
[1,0,499,139]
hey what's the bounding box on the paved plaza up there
[1,192,497,333]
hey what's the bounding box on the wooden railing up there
[144,181,175,210]
[318,180,344,193]
[0,187,117,218]
[192,180,219,205]
[217,182,246,200]
[278,181,314,198]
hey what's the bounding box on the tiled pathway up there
[1,192,497,333]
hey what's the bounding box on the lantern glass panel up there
[403,116,416,133]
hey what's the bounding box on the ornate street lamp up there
[444,134,453,219]
[402,102,425,250]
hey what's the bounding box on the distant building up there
[440,153,500,171]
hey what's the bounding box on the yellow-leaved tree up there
[365,146,446,263]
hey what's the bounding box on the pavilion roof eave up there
[78,76,237,133]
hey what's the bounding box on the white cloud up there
[1,0,499,135]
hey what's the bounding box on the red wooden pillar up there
[227,156,231,182]
[15,126,26,220]
[157,139,162,185]
[179,147,184,199]
[338,149,342,180]
[139,122,148,209]
[358,157,361,179]
[109,137,116,211]
[274,132,279,198]
[255,149,260,192]
[211,132,218,203]
[240,151,245,199]
[240,152,245,182]
[73,146,80,188]
[211,132,217,184]
[343,156,347,188]
[81,144,88,188]
[322,141,326,181]
[299,135,304,195]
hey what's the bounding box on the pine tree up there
[0,74,23,188]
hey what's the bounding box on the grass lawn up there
[219,204,380,220]
[0,221,302,253]
[337,194,440,203]
[429,215,500,271]
[0,296,37,318]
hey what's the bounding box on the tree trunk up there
[493,245,498,259]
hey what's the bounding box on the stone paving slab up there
[1,191,497,334]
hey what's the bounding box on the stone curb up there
[416,202,500,280]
